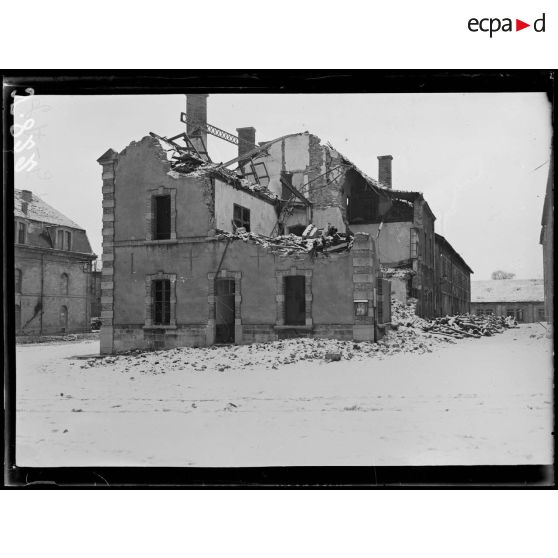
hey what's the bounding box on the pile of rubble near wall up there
[391,297,518,340]
[215,225,354,257]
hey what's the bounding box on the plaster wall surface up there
[214,179,277,235]
[351,222,411,264]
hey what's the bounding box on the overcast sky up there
[14,92,551,280]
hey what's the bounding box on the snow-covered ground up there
[16,324,553,467]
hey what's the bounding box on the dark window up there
[153,195,171,240]
[15,269,22,293]
[233,204,250,232]
[537,308,546,321]
[65,231,72,251]
[288,224,306,236]
[347,174,375,224]
[284,276,306,325]
[152,279,171,325]
[57,229,64,248]
[18,222,26,244]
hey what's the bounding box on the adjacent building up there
[434,233,473,316]
[14,189,97,335]
[470,279,545,323]
[540,152,553,326]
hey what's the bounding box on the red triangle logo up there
[516,19,530,31]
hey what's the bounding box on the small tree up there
[491,270,516,280]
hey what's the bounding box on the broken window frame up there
[233,203,251,232]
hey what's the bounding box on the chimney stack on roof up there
[378,155,393,189]
[236,127,256,160]
[186,94,208,154]
[21,189,33,202]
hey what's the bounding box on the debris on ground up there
[421,314,518,339]
[391,296,518,340]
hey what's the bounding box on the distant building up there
[14,189,97,335]
[434,233,473,316]
[470,279,545,323]
[540,152,553,326]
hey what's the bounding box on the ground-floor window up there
[536,307,546,321]
[506,308,524,322]
[152,279,171,325]
[476,308,494,316]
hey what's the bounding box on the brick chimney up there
[21,189,33,202]
[377,155,393,189]
[186,94,208,152]
[236,127,256,160]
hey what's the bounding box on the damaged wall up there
[214,178,277,234]
[113,136,215,242]
[109,234,379,352]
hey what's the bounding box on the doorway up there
[284,276,306,325]
[215,279,235,343]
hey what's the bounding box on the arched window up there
[15,304,21,332]
[60,305,68,333]
[15,268,22,293]
[61,273,69,295]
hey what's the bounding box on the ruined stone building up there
[540,152,553,326]
[14,189,97,335]
[98,94,471,353]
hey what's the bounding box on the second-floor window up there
[153,195,171,240]
[17,222,26,244]
[233,204,250,232]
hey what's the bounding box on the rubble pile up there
[79,329,451,374]
[215,224,354,257]
[421,314,518,339]
[391,296,518,340]
[391,298,429,328]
